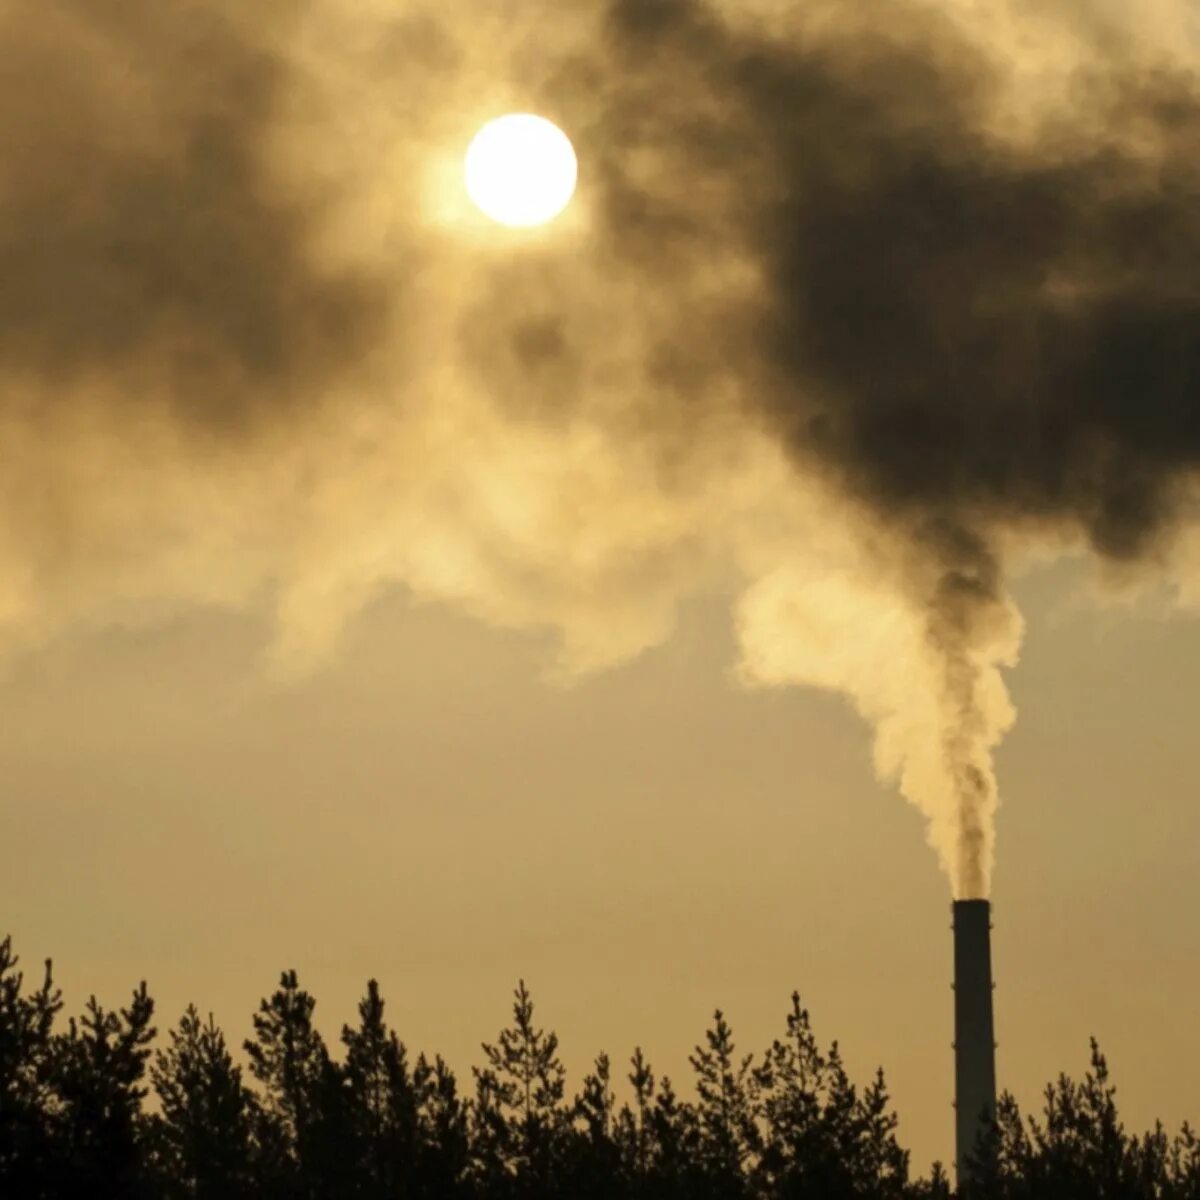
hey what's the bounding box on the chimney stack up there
[953,899,996,1188]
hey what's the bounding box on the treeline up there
[1,935,1197,1199]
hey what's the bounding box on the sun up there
[464,114,578,229]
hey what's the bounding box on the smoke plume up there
[3,0,1199,895]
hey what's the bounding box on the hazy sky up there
[5,561,1199,1173]
[2,0,1200,1177]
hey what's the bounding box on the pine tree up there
[477,980,570,1198]
[0,937,62,1198]
[340,978,419,1198]
[48,983,156,1200]
[756,992,828,1196]
[149,1005,256,1200]
[689,1009,759,1196]
[850,1067,910,1198]
[976,1043,1200,1200]
[614,1046,656,1189]
[1019,1040,1140,1199]
[756,992,910,1199]
[565,1052,622,1199]
[648,1074,699,1200]
[413,1053,470,1199]
[471,1063,516,1196]
[1166,1123,1200,1200]
[908,1160,952,1199]
[244,969,349,1199]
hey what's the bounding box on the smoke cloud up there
[3,0,1199,896]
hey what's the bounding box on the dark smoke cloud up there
[2,0,1198,896]
[537,0,1200,894]
[590,0,1200,559]
[0,0,388,427]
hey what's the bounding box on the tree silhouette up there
[474,980,569,1198]
[613,1045,656,1190]
[648,1073,698,1198]
[755,992,909,1199]
[2,933,1199,1200]
[689,1009,760,1197]
[411,1053,470,1199]
[1168,1125,1200,1198]
[244,969,350,1199]
[0,937,61,1198]
[47,983,156,1199]
[338,977,474,1200]
[149,1006,256,1200]
[471,1055,514,1196]
[971,1039,1200,1200]
[562,1052,622,1198]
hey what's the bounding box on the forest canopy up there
[1,934,1197,1199]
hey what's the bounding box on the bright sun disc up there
[464,113,578,229]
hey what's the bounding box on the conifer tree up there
[149,1005,255,1200]
[756,992,909,1199]
[1014,1040,1139,1199]
[689,1009,760,1196]
[851,1067,910,1198]
[0,937,61,1198]
[908,1161,952,1199]
[818,1039,865,1192]
[477,980,569,1197]
[648,1074,698,1199]
[566,1052,622,1198]
[48,983,156,1200]
[340,978,420,1198]
[614,1046,656,1189]
[756,992,828,1195]
[574,1052,615,1145]
[973,1043,1200,1200]
[471,1062,516,1196]
[244,969,349,1199]
[1167,1124,1200,1200]
[5,930,1200,1200]
[413,1053,470,1199]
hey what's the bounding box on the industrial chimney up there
[953,899,996,1188]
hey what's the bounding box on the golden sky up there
[2,0,1199,1174]
[4,565,1198,1173]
